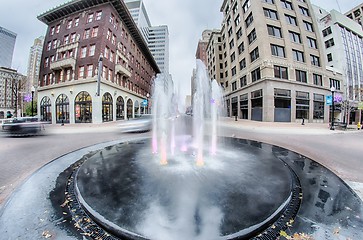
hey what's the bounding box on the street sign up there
[326,95,332,106]
[358,102,363,110]
[142,99,148,106]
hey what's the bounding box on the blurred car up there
[118,114,152,133]
[1,117,43,136]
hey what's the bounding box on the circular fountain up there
[73,136,301,240]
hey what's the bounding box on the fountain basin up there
[72,137,301,240]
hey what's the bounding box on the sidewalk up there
[219,117,361,135]
[43,120,120,134]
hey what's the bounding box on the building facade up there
[37,0,159,124]
[124,0,151,29]
[206,30,224,87]
[148,25,169,75]
[26,36,44,94]
[205,0,343,123]
[124,0,170,75]
[0,67,26,118]
[345,3,363,30]
[196,30,213,66]
[314,6,363,125]
[0,26,17,68]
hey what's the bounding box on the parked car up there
[1,117,43,136]
[118,114,152,133]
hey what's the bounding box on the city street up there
[0,118,362,208]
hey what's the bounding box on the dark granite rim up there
[61,137,303,240]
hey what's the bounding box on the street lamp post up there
[330,86,336,130]
[31,86,35,117]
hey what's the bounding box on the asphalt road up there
[0,119,362,207]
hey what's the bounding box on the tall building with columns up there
[37,0,159,124]
[204,0,343,123]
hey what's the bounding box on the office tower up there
[148,25,169,75]
[314,6,363,125]
[345,3,363,30]
[0,26,17,68]
[124,0,170,76]
[26,36,44,93]
[37,0,159,124]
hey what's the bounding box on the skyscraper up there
[148,25,169,75]
[124,0,170,75]
[0,26,17,68]
[26,36,44,93]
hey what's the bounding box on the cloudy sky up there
[0,0,361,98]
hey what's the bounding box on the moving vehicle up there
[1,117,44,136]
[118,114,152,133]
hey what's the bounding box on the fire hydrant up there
[358,122,361,130]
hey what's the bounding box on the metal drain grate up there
[65,160,119,240]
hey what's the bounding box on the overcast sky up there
[0,0,361,98]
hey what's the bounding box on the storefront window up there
[116,96,124,120]
[134,100,140,117]
[56,94,69,124]
[75,91,92,123]
[127,98,133,119]
[296,91,309,119]
[313,94,324,120]
[274,88,291,122]
[40,96,52,122]
[251,89,263,121]
[102,93,113,122]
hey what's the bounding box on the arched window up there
[40,96,52,122]
[127,98,133,119]
[75,91,92,123]
[116,96,124,120]
[56,94,70,124]
[134,100,140,117]
[102,92,113,122]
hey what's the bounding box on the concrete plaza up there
[0,117,362,207]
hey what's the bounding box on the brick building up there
[37,0,159,124]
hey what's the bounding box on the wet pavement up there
[0,118,362,239]
[0,135,362,239]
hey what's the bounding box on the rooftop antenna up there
[335,0,342,13]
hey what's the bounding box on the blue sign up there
[326,95,332,106]
[142,99,148,106]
